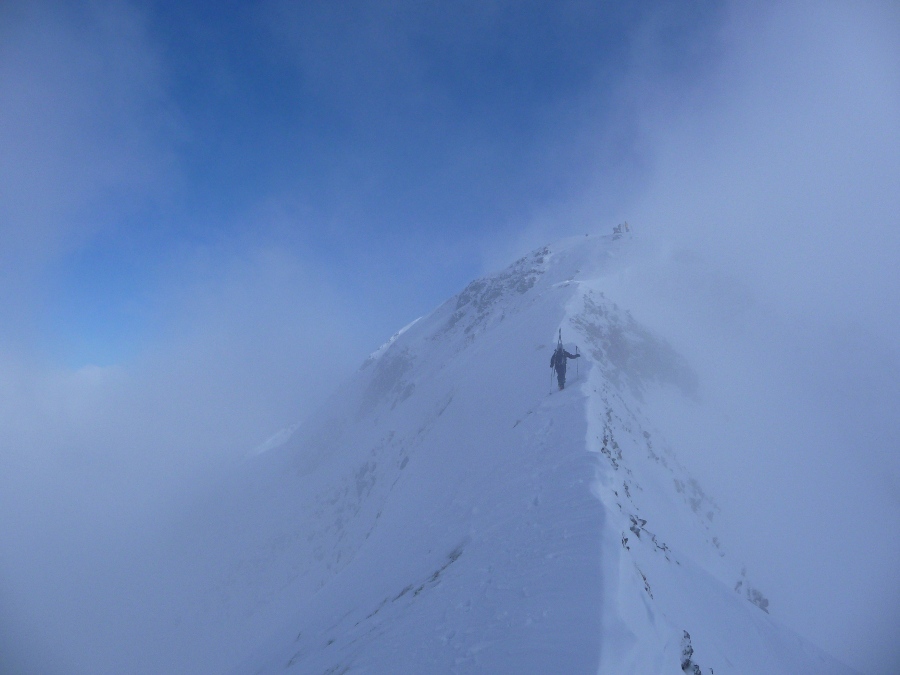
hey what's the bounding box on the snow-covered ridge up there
[149,233,858,675]
[363,316,422,366]
[248,422,302,458]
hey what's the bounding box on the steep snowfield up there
[149,234,856,674]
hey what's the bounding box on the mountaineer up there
[550,336,580,390]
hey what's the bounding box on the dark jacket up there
[550,346,579,374]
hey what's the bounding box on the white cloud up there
[612,3,900,671]
[0,1,178,338]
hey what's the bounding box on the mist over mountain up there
[50,232,856,675]
[2,3,898,673]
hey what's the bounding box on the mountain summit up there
[162,234,856,674]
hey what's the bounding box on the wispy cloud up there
[0,1,178,344]
[603,3,900,670]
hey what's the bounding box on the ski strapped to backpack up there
[549,329,579,390]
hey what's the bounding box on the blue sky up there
[1,1,899,673]
[3,0,725,368]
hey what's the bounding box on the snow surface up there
[141,234,857,674]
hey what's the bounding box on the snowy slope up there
[151,234,857,674]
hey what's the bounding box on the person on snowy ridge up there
[550,342,579,390]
